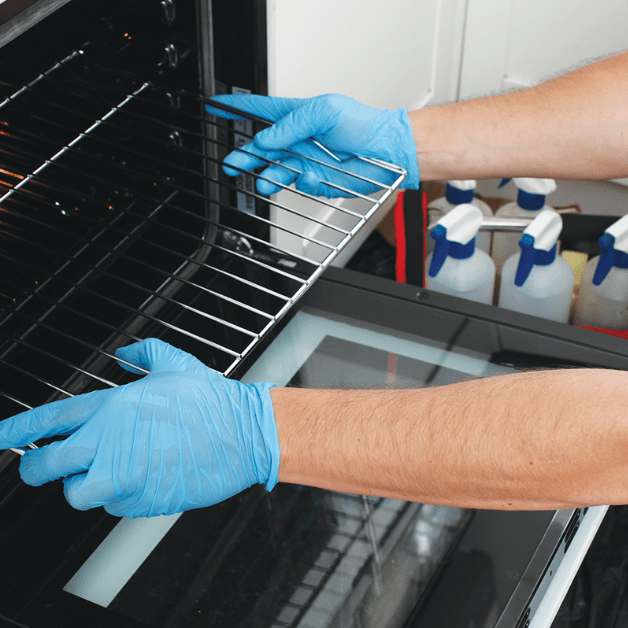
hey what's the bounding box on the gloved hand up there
[0,338,280,519]
[206,93,420,198]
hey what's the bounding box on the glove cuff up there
[251,382,280,491]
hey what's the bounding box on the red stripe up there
[579,326,628,339]
[394,191,407,284]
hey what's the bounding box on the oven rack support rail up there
[0,49,406,440]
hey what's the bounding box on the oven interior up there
[0,0,405,421]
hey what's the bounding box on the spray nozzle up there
[592,215,628,285]
[514,235,538,287]
[514,210,562,287]
[428,204,483,278]
[593,233,616,286]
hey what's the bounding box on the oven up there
[0,0,404,403]
[0,2,625,627]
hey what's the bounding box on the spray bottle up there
[498,209,574,323]
[573,214,628,329]
[492,178,557,272]
[427,180,492,256]
[425,204,496,305]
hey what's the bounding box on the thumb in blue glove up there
[206,93,420,198]
[0,338,280,519]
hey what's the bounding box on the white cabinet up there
[267,0,467,109]
[268,0,628,107]
[459,0,628,99]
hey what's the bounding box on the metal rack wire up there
[0,49,406,435]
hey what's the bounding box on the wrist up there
[407,105,473,181]
[393,108,421,189]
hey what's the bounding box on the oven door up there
[2,265,626,628]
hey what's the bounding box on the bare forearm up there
[272,368,628,510]
[413,51,628,181]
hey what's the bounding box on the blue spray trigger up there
[593,233,616,286]
[429,224,450,277]
[514,233,536,287]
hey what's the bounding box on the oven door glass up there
[3,273,619,628]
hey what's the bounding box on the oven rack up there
[0,49,406,427]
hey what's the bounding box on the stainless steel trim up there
[494,509,575,628]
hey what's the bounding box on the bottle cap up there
[514,178,557,211]
[429,204,483,278]
[592,214,628,285]
[446,180,476,205]
[514,209,562,287]
[448,180,477,191]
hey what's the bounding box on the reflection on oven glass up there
[63,484,469,628]
[270,497,469,628]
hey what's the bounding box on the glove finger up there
[0,390,108,450]
[63,472,120,512]
[223,141,280,177]
[19,438,94,486]
[295,171,324,197]
[255,157,303,195]
[115,338,204,375]
[205,94,307,122]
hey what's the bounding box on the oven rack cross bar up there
[0,305,150,389]
[0,189,258,356]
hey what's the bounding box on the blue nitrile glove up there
[0,338,280,519]
[206,93,420,198]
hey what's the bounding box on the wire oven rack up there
[0,50,406,432]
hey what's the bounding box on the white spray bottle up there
[425,204,496,305]
[493,178,558,272]
[499,209,574,323]
[574,214,628,329]
[426,180,492,256]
